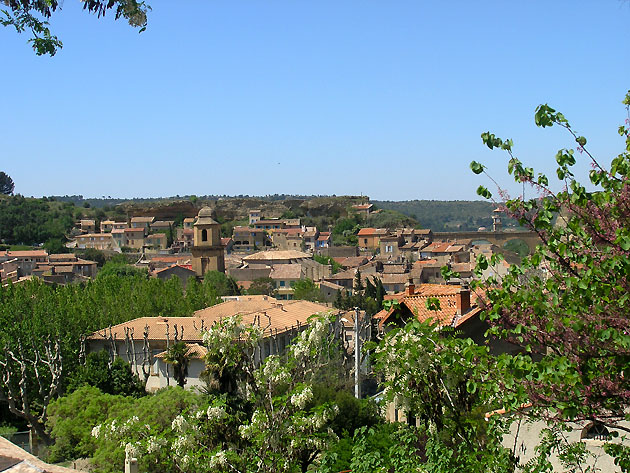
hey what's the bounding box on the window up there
[364,238,368,244]
[201,229,208,242]
[280,281,285,287]
[582,421,611,441]
[386,245,393,252]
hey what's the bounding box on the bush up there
[66,350,146,397]
[47,386,132,463]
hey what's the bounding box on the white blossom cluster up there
[207,405,227,421]
[92,416,138,441]
[259,355,290,385]
[290,385,313,409]
[208,450,228,469]
[125,442,140,459]
[146,436,168,454]
[239,408,268,440]
[171,434,192,457]
[202,315,263,349]
[171,414,189,433]
[290,314,331,361]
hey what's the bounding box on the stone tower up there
[492,208,503,232]
[191,207,225,276]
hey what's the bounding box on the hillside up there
[373,200,516,232]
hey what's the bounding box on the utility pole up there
[355,307,360,399]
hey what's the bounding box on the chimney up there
[406,277,415,296]
[456,285,471,315]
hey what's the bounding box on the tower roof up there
[195,207,218,225]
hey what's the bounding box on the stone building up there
[191,207,225,276]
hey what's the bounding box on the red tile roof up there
[4,250,48,258]
[378,284,483,329]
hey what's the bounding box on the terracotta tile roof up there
[422,242,465,253]
[196,296,335,334]
[124,228,145,233]
[270,264,302,280]
[88,316,204,341]
[319,280,344,290]
[238,280,254,290]
[379,284,483,329]
[131,216,154,223]
[151,256,192,263]
[317,235,330,241]
[452,262,474,272]
[5,250,48,258]
[0,436,76,473]
[415,259,439,266]
[357,228,377,236]
[155,343,208,359]
[89,296,339,343]
[221,238,233,245]
[352,204,373,210]
[77,233,114,239]
[243,250,310,261]
[273,228,303,236]
[379,273,409,284]
[326,268,356,281]
[382,263,407,274]
[154,265,196,276]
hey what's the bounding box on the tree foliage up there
[291,278,321,302]
[163,341,190,389]
[0,274,220,438]
[67,350,146,397]
[1,0,149,56]
[86,314,354,473]
[0,171,14,195]
[0,195,76,245]
[467,90,630,468]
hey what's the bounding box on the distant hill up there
[373,200,516,232]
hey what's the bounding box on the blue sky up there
[1,1,629,200]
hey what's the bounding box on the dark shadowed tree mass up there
[0,171,14,195]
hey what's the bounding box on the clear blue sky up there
[1,1,628,200]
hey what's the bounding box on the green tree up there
[0,171,14,194]
[77,248,107,267]
[292,278,321,301]
[67,350,146,397]
[46,385,132,463]
[163,342,191,388]
[313,254,343,273]
[203,270,240,297]
[97,260,147,279]
[44,237,69,254]
[1,0,149,56]
[246,277,276,296]
[467,90,630,468]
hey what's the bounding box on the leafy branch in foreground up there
[472,90,630,432]
[1,0,150,56]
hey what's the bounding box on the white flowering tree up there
[369,318,515,473]
[89,313,347,473]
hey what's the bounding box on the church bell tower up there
[191,207,225,276]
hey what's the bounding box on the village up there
[1,2,627,469]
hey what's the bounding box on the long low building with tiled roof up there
[88,295,345,391]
